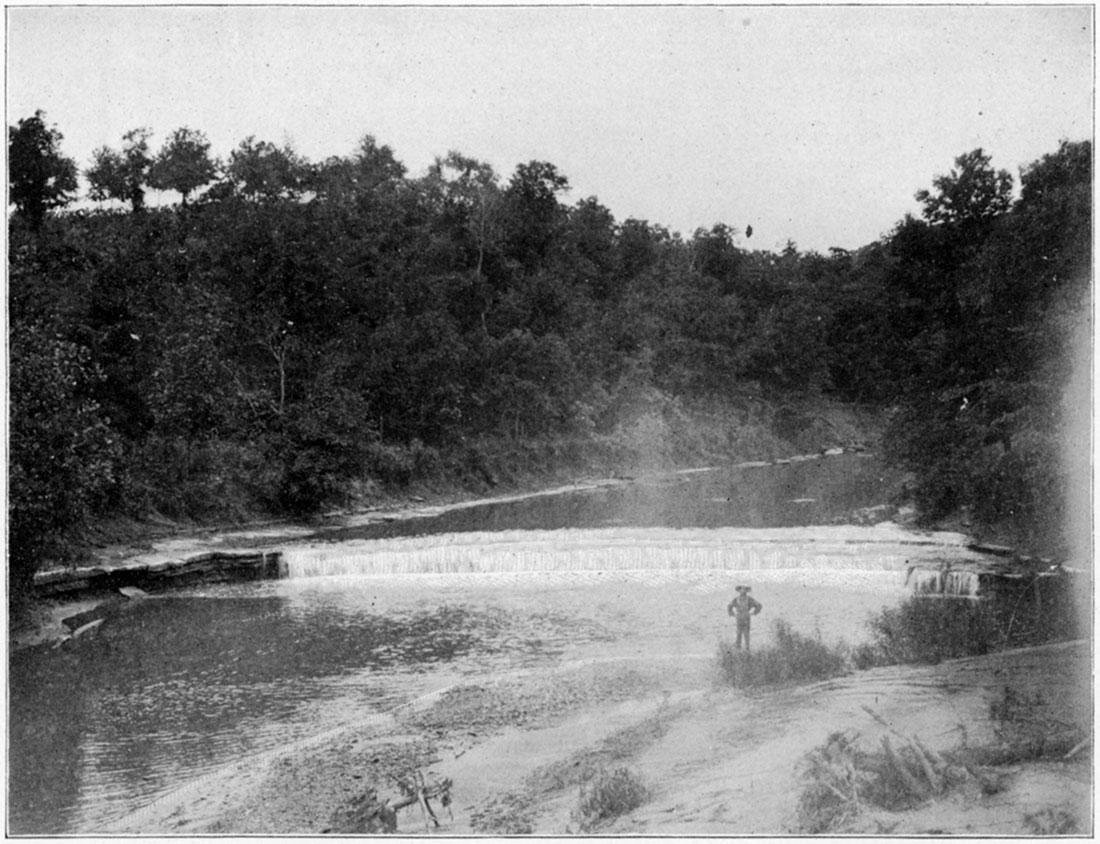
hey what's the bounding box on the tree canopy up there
[8,110,78,229]
[915,147,1013,227]
[148,126,218,203]
[86,127,154,211]
[7,112,1092,596]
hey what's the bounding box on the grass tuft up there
[718,619,848,688]
[573,767,650,832]
[1024,808,1079,835]
[983,685,1088,764]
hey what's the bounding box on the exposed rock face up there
[60,586,150,632]
[61,595,128,633]
[38,552,283,601]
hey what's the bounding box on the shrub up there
[862,591,1076,667]
[366,441,417,487]
[719,619,848,688]
[269,389,375,516]
[1024,808,1080,835]
[985,685,1087,764]
[8,326,119,594]
[865,597,998,664]
[795,731,867,832]
[117,436,270,523]
[574,767,650,831]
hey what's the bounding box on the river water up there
[7,454,994,834]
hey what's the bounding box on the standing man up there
[727,585,763,651]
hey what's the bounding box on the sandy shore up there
[104,639,1091,836]
[18,463,1089,835]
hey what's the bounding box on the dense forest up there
[8,110,1092,600]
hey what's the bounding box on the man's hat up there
[735,585,751,593]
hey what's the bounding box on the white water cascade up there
[279,525,992,587]
[905,565,983,598]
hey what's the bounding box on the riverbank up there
[14,440,894,651]
[105,640,1091,835]
[10,394,882,599]
[11,445,1089,836]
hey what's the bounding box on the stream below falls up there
[8,454,1002,834]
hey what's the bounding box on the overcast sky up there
[6,5,1093,253]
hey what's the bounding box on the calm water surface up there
[10,454,954,834]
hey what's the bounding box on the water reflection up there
[325,453,901,541]
[7,650,89,835]
[9,591,596,833]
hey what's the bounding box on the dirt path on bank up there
[106,640,1091,836]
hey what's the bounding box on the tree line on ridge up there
[8,110,1092,597]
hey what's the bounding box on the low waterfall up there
[279,526,990,581]
[905,565,983,598]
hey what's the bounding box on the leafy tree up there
[969,139,1092,322]
[78,210,184,440]
[424,151,504,279]
[312,134,407,202]
[267,364,376,515]
[9,325,118,596]
[485,329,580,437]
[650,274,748,395]
[309,135,415,286]
[565,196,619,298]
[822,243,909,402]
[1019,138,1091,206]
[690,223,742,291]
[86,127,154,211]
[8,110,78,229]
[915,147,1013,228]
[148,127,218,204]
[884,141,1091,552]
[145,275,240,440]
[615,218,666,281]
[226,136,309,200]
[503,160,570,267]
[351,134,408,187]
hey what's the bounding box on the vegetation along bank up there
[8,111,1091,612]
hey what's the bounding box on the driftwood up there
[796,731,865,833]
[60,587,150,638]
[910,735,944,793]
[863,705,950,796]
[390,771,454,831]
[324,771,453,834]
[53,618,106,650]
[801,701,1080,832]
[1064,736,1091,760]
[881,736,927,797]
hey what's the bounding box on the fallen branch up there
[863,705,942,793]
[861,704,906,740]
[882,736,927,798]
[389,771,453,830]
[909,738,943,793]
[1064,736,1091,760]
[911,734,947,771]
